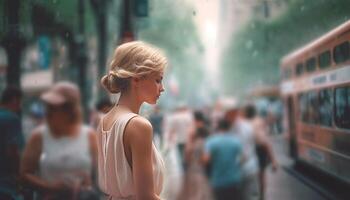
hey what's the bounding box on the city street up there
[266,135,327,200]
[160,134,330,200]
[1,1,350,200]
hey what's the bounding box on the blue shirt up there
[205,132,242,188]
[0,108,24,179]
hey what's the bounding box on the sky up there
[191,0,221,90]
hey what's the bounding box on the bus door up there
[286,96,298,158]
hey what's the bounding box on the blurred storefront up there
[21,36,70,95]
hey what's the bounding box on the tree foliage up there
[222,0,350,96]
[137,0,204,105]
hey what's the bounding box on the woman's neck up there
[118,91,142,114]
[49,122,81,138]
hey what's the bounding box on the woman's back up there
[97,112,164,199]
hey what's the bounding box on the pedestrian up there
[203,118,243,200]
[0,86,23,200]
[97,41,167,200]
[90,98,113,129]
[149,105,164,148]
[243,104,278,200]
[20,82,98,200]
[177,111,213,200]
[165,104,193,171]
[226,106,260,200]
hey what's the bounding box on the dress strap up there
[120,113,138,126]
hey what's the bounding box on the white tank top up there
[235,120,259,176]
[97,113,164,200]
[39,125,92,184]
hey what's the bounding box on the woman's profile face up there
[137,71,164,104]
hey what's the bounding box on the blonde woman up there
[98,41,167,200]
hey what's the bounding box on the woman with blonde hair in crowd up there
[21,82,98,200]
[97,41,167,200]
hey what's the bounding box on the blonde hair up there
[101,41,167,93]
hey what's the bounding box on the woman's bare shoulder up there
[127,115,152,132]
[29,126,44,143]
[125,115,153,141]
[23,126,44,155]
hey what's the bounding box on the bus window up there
[299,91,319,124]
[319,89,333,126]
[299,93,308,123]
[335,86,350,129]
[296,63,304,76]
[306,57,316,72]
[333,41,350,64]
[307,91,319,124]
[318,50,331,69]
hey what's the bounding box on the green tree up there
[222,0,350,96]
[137,0,204,106]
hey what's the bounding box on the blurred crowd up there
[0,81,281,200]
[160,98,279,200]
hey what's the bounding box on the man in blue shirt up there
[0,86,23,199]
[203,118,243,200]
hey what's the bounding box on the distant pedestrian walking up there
[203,118,243,200]
[165,104,193,171]
[226,106,260,200]
[243,104,278,200]
[0,86,23,200]
[149,105,165,148]
[177,111,214,200]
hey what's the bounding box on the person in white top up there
[164,105,193,171]
[21,82,98,200]
[242,104,278,200]
[98,41,167,200]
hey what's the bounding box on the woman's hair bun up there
[100,74,121,94]
[101,41,167,94]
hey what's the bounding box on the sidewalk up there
[265,135,326,200]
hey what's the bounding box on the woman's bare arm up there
[125,116,160,200]
[20,130,53,192]
[254,118,278,170]
[88,129,98,186]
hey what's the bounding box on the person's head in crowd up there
[193,110,209,138]
[224,107,239,126]
[194,110,206,127]
[101,41,167,105]
[196,127,210,139]
[244,104,257,120]
[0,86,22,114]
[216,118,231,132]
[41,81,82,135]
[96,98,113,114]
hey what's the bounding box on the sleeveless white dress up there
[97,113,165,200]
